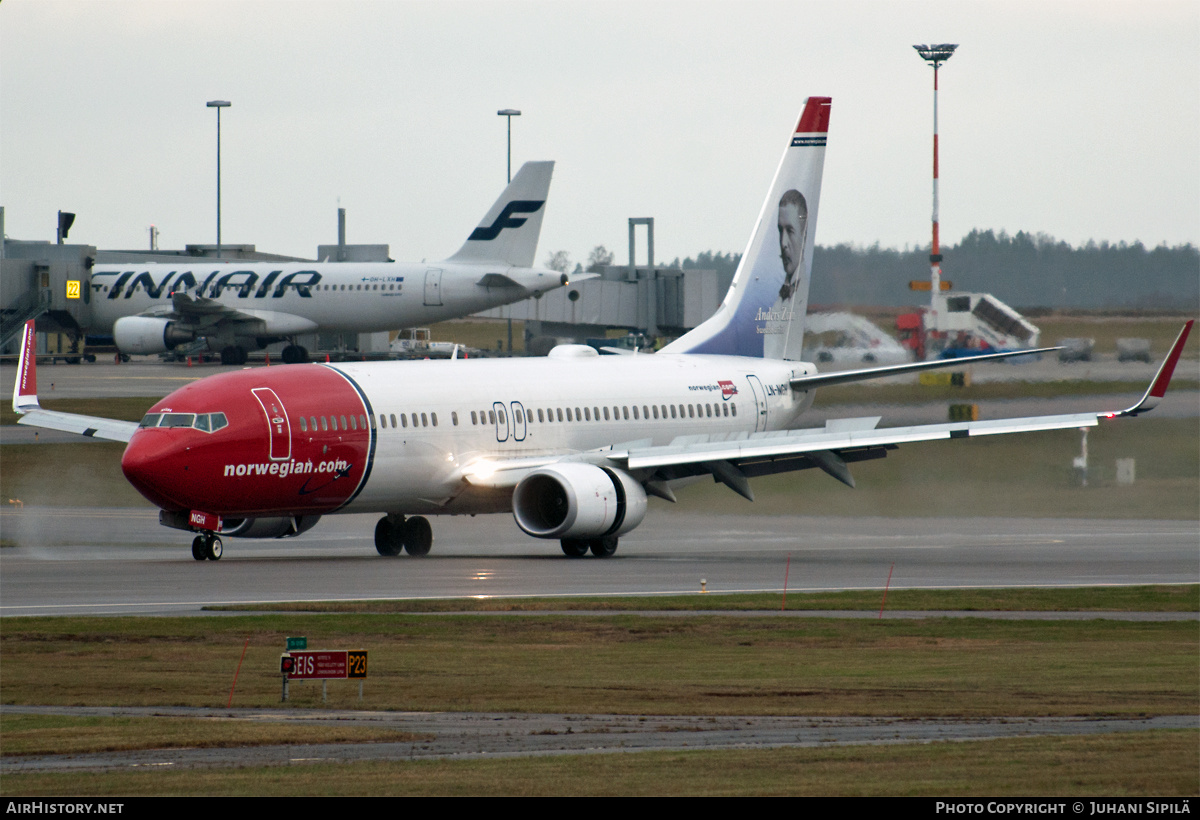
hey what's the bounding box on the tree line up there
[662,231,1198,310]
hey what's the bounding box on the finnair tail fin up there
[446,161,554,268]
[662,97,830,360]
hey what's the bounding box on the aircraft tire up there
[402,517,433,557]
[207,537,223,561]
[282,345,309,365]
[589,537,618,558]
[560,538,589,557]
[374,517,402,556]
[191,536,207,561]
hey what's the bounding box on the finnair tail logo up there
[469,200,545,241]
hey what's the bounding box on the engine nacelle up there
[512,464,647,540]
[220,515,322,539]
[113,316,194,354]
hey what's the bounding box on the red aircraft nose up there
[121,429,191,511]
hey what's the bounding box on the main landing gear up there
[374,515,433,557]
[281,344,309,364]
[219,345,248,365]
[191,533,223,561]
[560,536,618,558]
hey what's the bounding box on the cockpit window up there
[137,412,228,433]
[160,413,196,428]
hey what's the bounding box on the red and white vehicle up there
[12,98,1192,561]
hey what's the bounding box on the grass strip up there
[2,730,1195,796]
[2,614,1195,717]
[209,584,1200,613]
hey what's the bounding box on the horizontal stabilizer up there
[790,346,1059,390]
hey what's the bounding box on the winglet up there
[1118,320,1193,417]
[13,320,40,414]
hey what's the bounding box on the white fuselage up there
[333,350,817,516]
[88,261,563,336]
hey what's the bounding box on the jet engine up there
[512,464,647,539]
[220,516,322,539]
[113,317,194,354]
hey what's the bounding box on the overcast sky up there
[2,0,1197,269]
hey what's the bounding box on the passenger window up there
[556,408,563,422]
[341,415,348,430]
[361,415,368,430]
[488,410,496,424]
[538,409,545,423]
[299,416,307,432]
[603,407,609,421]
[321,416,328,431]
[310,416,318,430]
[421,413,428,427]
[401,414,408,428]
[431,413,438,427]
[350,416,357,430]
[732,403,737,416]
[451,412,458,426]
[471,411,478,425]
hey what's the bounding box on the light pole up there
[497,109,521,352]
[497,109,521,183]
[206,100,231,258]
[913,44,956,357]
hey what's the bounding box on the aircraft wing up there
[15,410,138,443]
[466,321,1193,497]
[10,320,139,443]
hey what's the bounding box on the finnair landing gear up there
[559,536,618,558]
[191,534,223,561]
[220,345,248,365]
[281,344,309,364]
[374,515,433,557]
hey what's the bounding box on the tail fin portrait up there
[663,97,830,360]
[446,161,554,268]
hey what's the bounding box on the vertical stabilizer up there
[446,161,554,268]
[662,98,830,359]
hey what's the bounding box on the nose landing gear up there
[191,533,224,561]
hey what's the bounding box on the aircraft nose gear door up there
[252,387,292,461]
[424,269,443,306]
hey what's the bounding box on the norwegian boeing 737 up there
[12,97,1192,560]
[91,162,567,364]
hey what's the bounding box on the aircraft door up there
[510,401,527,442]
[251,387,292,461]
[424,268,443,306]
[745,375,768,433]
[493,401,508,442]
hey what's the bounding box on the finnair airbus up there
[91,162,567,364]
[12,97,1192,561]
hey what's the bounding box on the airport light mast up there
[206,100,231,259]
[498,109,522,353]
[497,109,521,183]
[913,44,956,357]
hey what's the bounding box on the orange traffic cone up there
[187,356,192,367]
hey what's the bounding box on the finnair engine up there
[113,317,194,354]
[512,464,647,539]
[220,516,322,539]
